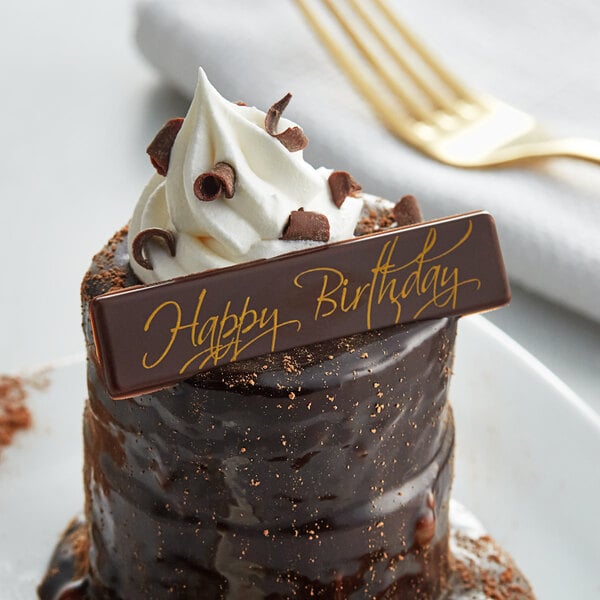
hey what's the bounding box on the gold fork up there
[295,0,600,167]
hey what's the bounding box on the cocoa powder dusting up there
[282,355,302,375]
[0,375,32,452]
[354,206,395,235]
[64,518,90,579]
[81,226,130,301]
[449,533,534,599]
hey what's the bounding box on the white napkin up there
[135,0,600,322]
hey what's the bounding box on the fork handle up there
[506,138,600,165]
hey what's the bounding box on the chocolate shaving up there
[131,228,177,271]
[393,195,423,226]
[281,209,330,242]
[236,101,248,106]
[194,162,236,202]
[265,93,308,152]
[328,171,362,208]
[146,118,184,176]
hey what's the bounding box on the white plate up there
[452,316,600,599]
[0,315,598,599]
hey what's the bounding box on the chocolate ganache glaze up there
[38,230,535,600]
[86,230,454,599]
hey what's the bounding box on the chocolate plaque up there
[91,211,510,398]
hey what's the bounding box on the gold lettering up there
[296,219,482,327]
[141,290,301,375]
[141,219,484,377]
[294,268,345,320]
[190,290,207,347]
[373,240,402,324]
[142,300,182,369]
[340,281,371,313]
[235,308,301,356]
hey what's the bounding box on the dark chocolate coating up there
[55,229,458,599]
[39,511,536,600]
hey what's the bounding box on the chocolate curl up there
[265,93,309,152]
[393,195,424,226]
[281,209,330,242]
[193,162,236,202]
[328,171,362,208]
[146,118,184,176]
[132,228,177,270]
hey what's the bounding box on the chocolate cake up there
[39,70,534,599]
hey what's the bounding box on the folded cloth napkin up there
[135,0,600,322]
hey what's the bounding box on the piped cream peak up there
[129,69,364,284]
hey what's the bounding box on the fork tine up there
[295,0,416,136]
[373,0,477,104]
[347,0,454,113]
[318,0,434,123]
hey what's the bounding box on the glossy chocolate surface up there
[39,507,535,600]
[38,229,534,599]
[76,229,457,599]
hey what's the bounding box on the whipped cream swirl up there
[129,69,364,284]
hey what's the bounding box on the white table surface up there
[1,0,599,413]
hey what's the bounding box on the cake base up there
[38,502,534,600]
[79,228,459,599]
